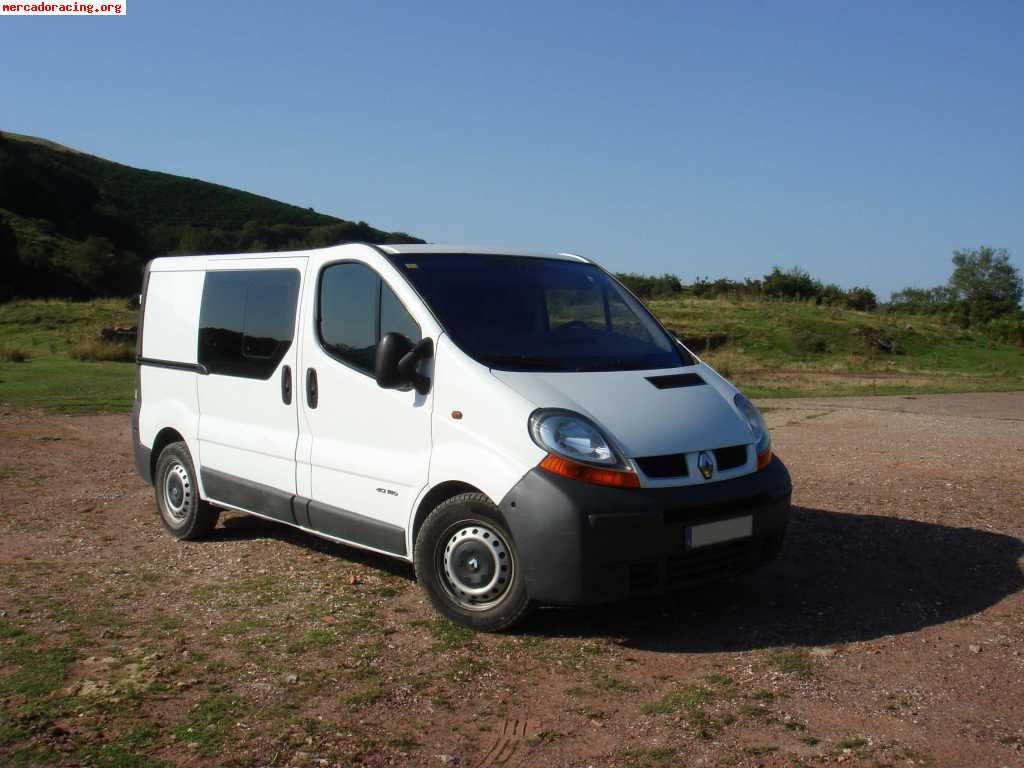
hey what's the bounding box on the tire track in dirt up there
[473,713,541,767]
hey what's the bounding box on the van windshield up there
[387,253,692,372]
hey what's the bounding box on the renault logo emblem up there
[697,451,715,480]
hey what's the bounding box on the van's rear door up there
[195,257,306,521]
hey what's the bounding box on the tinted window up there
[319,262,420,375]
[198,269,300,379]
[386,254,690,372]
[546,285,605,331]
[381,282,421,344]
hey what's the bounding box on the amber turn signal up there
[539,453,641,488]
[757,449,773,470]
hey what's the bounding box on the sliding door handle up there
[306,367,318,409]
[281,365,292,405]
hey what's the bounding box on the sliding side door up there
[196,260,305,520]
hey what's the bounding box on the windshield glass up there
[387,253,692,372]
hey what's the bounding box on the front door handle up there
[306,367,318,409]
[281,365,292,405]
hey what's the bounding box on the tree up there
[57,236,140,296]
[0,218,20,299]
[948,247,1022,323]
[889,285,955,315]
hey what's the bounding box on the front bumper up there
[499,456,791,605]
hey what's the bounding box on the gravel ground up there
[0,392,1022,767]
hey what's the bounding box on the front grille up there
[635,444,749,479]
[713,445,748,471]
[635,453,688,478]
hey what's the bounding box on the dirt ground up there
[1,392,1022,768]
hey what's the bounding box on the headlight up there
[733,393,771,457]
[529,410,621,467]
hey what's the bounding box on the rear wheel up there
[154,441,219,540]
[414,493,531,632]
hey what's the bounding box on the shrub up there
[889,285,955,315]
[763,266,822,302]
[69,339,135,362]
[688,276,764,300]
[981,314,1024,346]
[817,283,846,306]
[0,345,31,363]
[845,286,878,311]
[615,273,683,298]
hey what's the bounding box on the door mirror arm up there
[397,337,433,395]
[376,333,433,395]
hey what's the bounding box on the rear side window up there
[198,269,300,379]
[318,262,420,375]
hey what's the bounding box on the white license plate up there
[686,516,753,549]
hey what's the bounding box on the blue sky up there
[2,0,1022,297]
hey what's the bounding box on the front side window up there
[386,254,690,372]
[318,262,421,375]
[198,269,300,379]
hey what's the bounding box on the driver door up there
[295,251,435,556]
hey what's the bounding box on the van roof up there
[147,244,589,272]
[378,244,589,262]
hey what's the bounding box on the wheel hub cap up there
[441,523,513,608]
[163,462,192,522]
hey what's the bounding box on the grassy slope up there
[0,297,1021,413]
[653,297,1024,397]
[0,300,137,413]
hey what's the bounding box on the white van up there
[132,244,790,630]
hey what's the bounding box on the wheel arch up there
[410,481,491,550]
[149,427,186,483]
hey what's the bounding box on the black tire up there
[153,441,219,540]
[414,492,531,632]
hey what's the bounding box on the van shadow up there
[521,506,1024,651]
[213,513,416,581]
[210,506,1024,651]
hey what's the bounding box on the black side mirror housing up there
[376,333,433,395]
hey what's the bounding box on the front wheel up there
[414,493,531,632]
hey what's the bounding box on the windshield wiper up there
[482,354,565,371]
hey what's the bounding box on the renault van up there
[132,244,791,630]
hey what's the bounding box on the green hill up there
[1,294,1021,413]
[0,131,422,299]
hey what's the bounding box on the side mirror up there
[376,333,433,395]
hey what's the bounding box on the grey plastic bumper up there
[131,398,151,485]
[498,456,792,605]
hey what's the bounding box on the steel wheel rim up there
[437,521,514,611]
[162,461,192,523]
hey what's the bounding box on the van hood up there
[490,366,753,458]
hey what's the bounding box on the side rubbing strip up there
[646,372,706,389]
[200,469,407,557]
[308,501,407,557]
[137,357,210,375]
[202,469,295,524]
